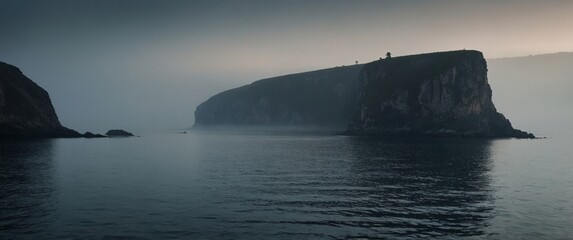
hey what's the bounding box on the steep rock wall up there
[0,61,80,137]
[346,50,533,138]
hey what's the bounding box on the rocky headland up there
[0,61,84,138]
[0,61,108,138]
[194,50,534,138]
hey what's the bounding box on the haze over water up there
[1,131,572,239]
[2,0,573,131]
[2,1,573,239]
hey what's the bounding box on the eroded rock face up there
[346,50,534,138]
[0,61,81,138]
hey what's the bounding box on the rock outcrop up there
[0,61,82,138]
[83,132,107,138]
[106,129,134,137]
[194,64,363,130]
[346,50,534,138]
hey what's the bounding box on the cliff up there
[194,64,363,130]
[346,50,534,138]
[0,61,81,138]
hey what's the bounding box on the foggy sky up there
[1,0,572,132]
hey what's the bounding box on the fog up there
[1,0,572,132]
[488,53,573,135]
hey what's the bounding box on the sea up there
[1,130,572,239]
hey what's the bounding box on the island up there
[193,50,534,138]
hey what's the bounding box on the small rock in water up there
[106,129,134,137]
[83,132,106,138]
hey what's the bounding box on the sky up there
[1,0,572,132]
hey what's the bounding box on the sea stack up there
[0,61,81,138]
[345,50,534,138]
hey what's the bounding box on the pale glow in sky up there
[1,0,572,131]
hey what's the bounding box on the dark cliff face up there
[194,65,363,130]
[0,61,80,138]
[346,50,534,138]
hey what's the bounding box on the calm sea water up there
[1,131,572,239]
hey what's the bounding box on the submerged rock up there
[0,61,82,138]
[106,129,134,137]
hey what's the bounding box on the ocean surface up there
[1,131,572,239]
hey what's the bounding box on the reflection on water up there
[224,136,495,238]
[2,134,568,239]
[0,139,56,236]
[345,137,494,238]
